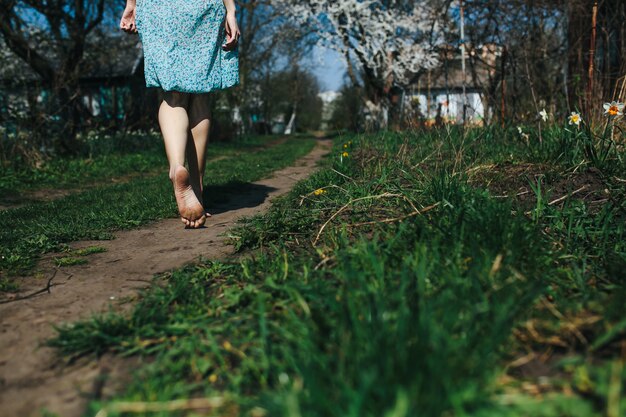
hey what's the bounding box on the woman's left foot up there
[173,165,206,229]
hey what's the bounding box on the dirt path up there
[0,138,332,417]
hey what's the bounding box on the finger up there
[222,39,237,51]
[226,31,240,47]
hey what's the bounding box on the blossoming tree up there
[275,0,444,128]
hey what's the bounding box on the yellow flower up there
[313,188,326,196]
[342,151,349,157]
[223,341,233,351]
[208,374,218,383]
[343,144,349,148]
[568,112,582,126]
[603,101,624,117]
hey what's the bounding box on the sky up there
[307,45,347,93]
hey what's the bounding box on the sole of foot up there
[173,165,207,229]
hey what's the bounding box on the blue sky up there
[307,46,347,92]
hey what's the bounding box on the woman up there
[120,0,240,228]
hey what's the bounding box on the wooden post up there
[586,1,598,118]
[460,0,468,125]
[112,85,118,128]
[501,46,507,128]
[427,70,431,119]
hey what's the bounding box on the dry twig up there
[548,185,589,206]
[312,193,402,246]
[0,269,65,305]
[346,202,440,228]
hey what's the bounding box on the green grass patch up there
[49,126,625,416]
[51,246,108,267]
[73,246,108,257]
[0,132,286,202]
[0,136,316,281]
[53,257,88,267]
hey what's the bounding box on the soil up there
[0,137,332,417]
[468,162,611,212]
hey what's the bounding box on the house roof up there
[413,44,501,92]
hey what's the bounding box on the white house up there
[408,44,502,125]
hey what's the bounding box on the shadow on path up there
[204,182,278,216]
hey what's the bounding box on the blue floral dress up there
[136,0,239,93]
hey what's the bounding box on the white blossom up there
[274,0,443,87]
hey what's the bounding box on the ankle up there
[169,165,183,182]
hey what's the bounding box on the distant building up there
[408,44,501,125]
[318,90,341,130]
[0,35,158,131]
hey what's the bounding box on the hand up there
[222,12,240,52]
[120,5,138,34]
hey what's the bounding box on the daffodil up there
[603,101,624,117]
[568,112,582,127]
[539,109,549,122]
[342,151,349,157]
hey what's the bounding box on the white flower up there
[517,126,524,135]
[539,109,549,122]
[603,101,624,117]
[568,112,582,126]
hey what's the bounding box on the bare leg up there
[187,93,212,216]
[159,91,206,228]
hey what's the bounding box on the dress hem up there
[146,80,240,94]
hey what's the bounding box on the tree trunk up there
[54,80,82,154]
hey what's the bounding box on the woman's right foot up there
[173,166,206,228]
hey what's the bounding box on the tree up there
[457,0,625,124]
[275,0,444,128]
[0,0,108,152]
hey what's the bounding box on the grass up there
[52,246,108,267]
[0,134,316,287]
[0,131,288,203]
[49,125,625,417]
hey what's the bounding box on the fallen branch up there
[0,269,64,305]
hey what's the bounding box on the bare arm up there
[120,0,137,34]
[222,0,236,15]
[222,0,240,51]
